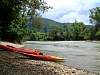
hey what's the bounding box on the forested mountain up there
[28,17,94,31]
[40,18,93,32]
[41,18,70,32]
[28,17,73,32]
[41,18,73,26]
[28,18,95,41]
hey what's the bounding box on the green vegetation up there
[0,0,50,43]
[0,0,100,43]
[89,7,100,40]
[28,20,94,41]
[28,12,100,41]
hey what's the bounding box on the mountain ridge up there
[28,18,93,32]
[41,18,72,26]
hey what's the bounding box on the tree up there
[89,7,100,40]
[95,29,100,39]
[63,25,72,40]
[83,27,95,40]
[7,17,31,43]
[0,0,50,43]
[48,26,64,41]
[70,21,86,40]
[0,0,22,40]
[90,7,100,40]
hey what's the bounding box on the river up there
[24,41,100,73]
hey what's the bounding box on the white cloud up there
[58,12,89,24]
[42,0,100,24]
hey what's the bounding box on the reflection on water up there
[24,41,100,73]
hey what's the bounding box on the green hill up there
[41,18,72,32]
[41,18,72,26]
[41,18,61,26]
[28,18,93,32]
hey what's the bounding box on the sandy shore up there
[0,50,98,75]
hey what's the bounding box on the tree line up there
[0,0,100,43]
[29,21,94,41]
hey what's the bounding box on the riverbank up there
[0,50,98,75]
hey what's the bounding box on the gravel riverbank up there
[0,50,99,75]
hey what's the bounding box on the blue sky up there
[42,0,100,24]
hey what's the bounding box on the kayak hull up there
[0,44,42,55]
[0,44,64,61]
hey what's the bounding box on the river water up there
[24,41,100,73]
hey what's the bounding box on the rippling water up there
[24,41,100,73]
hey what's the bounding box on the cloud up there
[42,0,100,24]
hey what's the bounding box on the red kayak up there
[0,44,43,55]
[0,44,64,61]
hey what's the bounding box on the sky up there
[42,0,100,25]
